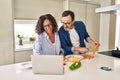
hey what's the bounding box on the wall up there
[99,14,110,51]
[86,4,100,44]
[0,0,14,65]
[115,0,120,49]
[109,14,116,49]
[115,16,120,49]
[69,1,86,22]
[99,0,116,51]
[14,0,63,21]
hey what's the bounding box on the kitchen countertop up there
[15,43,33,51]
[0,53,120,80]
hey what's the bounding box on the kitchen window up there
[14,20,37,51]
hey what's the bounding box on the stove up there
[98,50,120,58]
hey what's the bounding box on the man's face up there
[62,15,74,31]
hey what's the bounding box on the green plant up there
[29,37,35,41]
[16,34,24,40]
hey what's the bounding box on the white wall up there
[99,14,110,51]
[115,16,120,49]
[109,14,116,49]
[115,0,120,49]
[86,4,100,43]
[63,0,69,10]
[99,0,110,51]
[14,0,63,21]
[99,0,116,51]
[69,1,86,22]
[0,0,14,65]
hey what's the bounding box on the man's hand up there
[87,38,100,47]
[74,47,89,54]
[94,41,100,48]
[83,41,100,59]
[79,47,89,53]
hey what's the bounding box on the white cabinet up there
[14,0,63,21]
[15,50,32,63]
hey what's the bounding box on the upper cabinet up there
[14,0,63,20]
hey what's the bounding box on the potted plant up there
[29,36,35,44]
[16,34,24,45]
[29,34,36,43]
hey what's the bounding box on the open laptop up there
[31,55,64,75]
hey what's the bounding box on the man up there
[59,10,99,56]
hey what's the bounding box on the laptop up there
[31,55,64,75]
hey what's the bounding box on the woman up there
[33,14,63,55]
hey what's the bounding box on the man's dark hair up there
[62,10,75,21]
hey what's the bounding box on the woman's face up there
[43,19,53,34]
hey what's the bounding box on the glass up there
[43,23,52,28]
[62,22,72,26]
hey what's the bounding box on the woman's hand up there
[59,52,66,65]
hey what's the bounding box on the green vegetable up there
[69,62,81,70]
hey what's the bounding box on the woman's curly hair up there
[35,14,58,35]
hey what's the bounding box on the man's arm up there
[58,28,73,55]
[87,38,100,46]
[74,47,89,54]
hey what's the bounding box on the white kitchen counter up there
[0,53,120,80]
[15,44,33,51]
